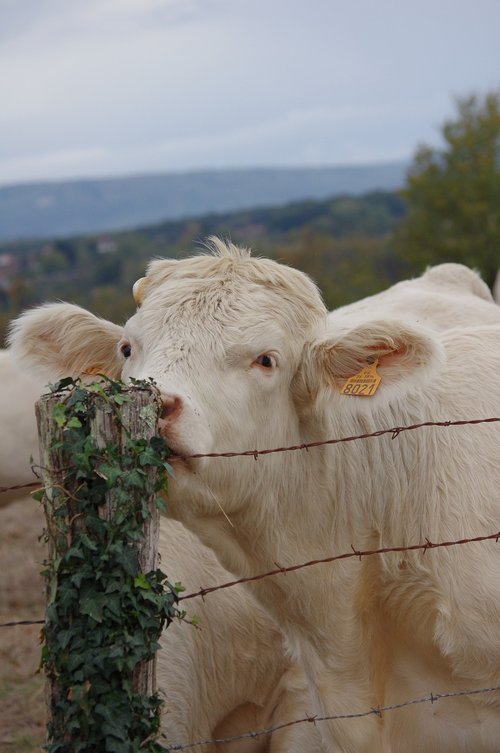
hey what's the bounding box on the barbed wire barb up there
[350,544,363,561]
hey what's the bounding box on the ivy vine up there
[37,377,180,753]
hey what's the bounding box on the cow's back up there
[329,263,500,333]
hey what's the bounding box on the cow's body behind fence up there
[0,350,41,506]
[9,245,500,752]
[158,520,289,752]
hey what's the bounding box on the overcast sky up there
[1,0,499,186]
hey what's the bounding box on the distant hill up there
[0,162,407,242]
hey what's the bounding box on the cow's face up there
[116,244,328,515]
[9,242,328,518]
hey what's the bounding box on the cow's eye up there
[254,354,276,369]
[120,342,132,358]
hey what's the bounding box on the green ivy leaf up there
[52,402,67,427]
[112,394,131,406]
[80,596,104,623]
[134,573,151,590]
[50,376,76,392]
[78,533,98,552]
[95,464,122,487]
[155,496,167,512]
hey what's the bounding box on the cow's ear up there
[8,303,124,380]
[295,319,443,404]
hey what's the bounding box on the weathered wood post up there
[35,380,172,751]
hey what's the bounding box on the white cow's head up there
[9,240,441,540]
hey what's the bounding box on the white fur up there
[9,246,500,752]
[493,270,500,305]
[329,262,499,333]
[0,350,44,506]
[157,521,288,753]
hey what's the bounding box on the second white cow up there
[330,261,499,332]
[0,350,41,506]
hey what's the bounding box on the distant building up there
[97,237,117,254]
[0,253,18,291]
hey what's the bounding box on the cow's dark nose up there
[159,393,183,420]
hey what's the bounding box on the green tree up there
[396,90,500,286]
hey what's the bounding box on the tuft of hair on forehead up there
[146,238,322,299]
[202,235,252,259]
[144,237,252,285]
[141,237,328,333]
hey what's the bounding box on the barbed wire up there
[179,530,500,601]
[173,416,500,460]
[0,480,41,495]
[0,618,44,628]
[3,529,498,628]
[164,684,500,750]
[1,417,499,498]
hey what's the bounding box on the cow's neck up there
[180,395,449,634]
[176,407,477,753]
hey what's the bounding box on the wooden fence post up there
[35,381,168,751]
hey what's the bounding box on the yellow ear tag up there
[340,359,381,397]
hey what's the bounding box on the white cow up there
[0,350,42,506]
[9,242,500,752]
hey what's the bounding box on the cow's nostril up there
[160,394,183,419]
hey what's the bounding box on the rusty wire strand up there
[179,530,500,601]
[1,417,499,498]
[164,684,500,750]
[172,416,500,460]
[4,529,499,628]
[0,480,41,495]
